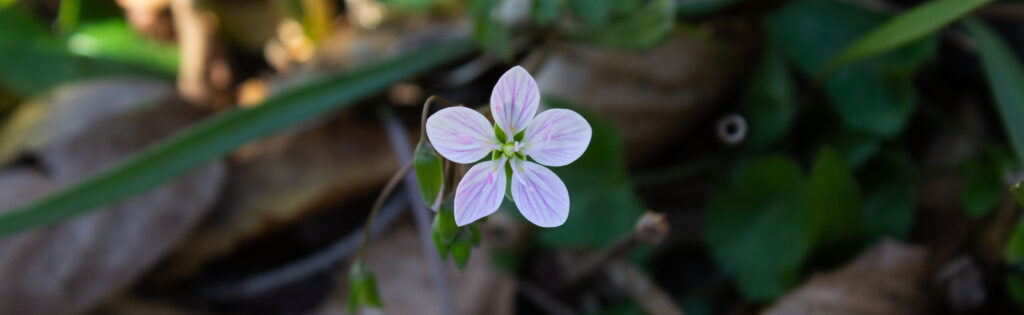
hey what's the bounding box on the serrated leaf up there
[414,139,444,207]
[826,0,992,73]
[0,37,475,238]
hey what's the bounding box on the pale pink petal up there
[510,159,569,228]
[490,66,540,137]
[454,158,508,226]
[521,108,592,167]
[426,107,500,164]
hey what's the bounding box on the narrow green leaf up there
[965,19,1024,165]
[0,37,475,238]
[414,139,444,207]
[826,0,992,74]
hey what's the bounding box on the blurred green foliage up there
[826,0,992,73]
[768,0,936,138]
[705,156,809,300]
[739,41,795,149]
[966,19,1024,165]
[0,5,175,96]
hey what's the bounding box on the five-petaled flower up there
[426,66,592,227]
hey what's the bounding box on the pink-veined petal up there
[521,108,592,167]
[490,66,539,137]
[510,159,569,228]
[426,107,500,164]
[454,158,508,226]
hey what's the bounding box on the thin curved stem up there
[356,161,413,260]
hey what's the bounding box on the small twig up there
[357,161,413,260]
[519,280,577,315]
[566,211,670,284]
[381,106,456,315]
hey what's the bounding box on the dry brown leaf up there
[313,218,517,315]
[0,79,225,315]
[156,116,400,282]
[535,20,758,162]
[763,240,933,315]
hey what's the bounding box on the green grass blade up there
[824,0,992,75]
[966,19,1024,165]
[0,37,475,238]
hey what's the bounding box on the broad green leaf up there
[804,147,865,246]
[0,37,475,238]
[414,139,444,208]
[826,0,992,73]
[534,98,645,248]
[768,0,936,137]
[861,151,915,239]
[705,157,809,301]
[572,0,676,50]
[740,40,794,149]
[965,19,1024,165]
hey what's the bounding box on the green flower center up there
[502,142,517,157]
